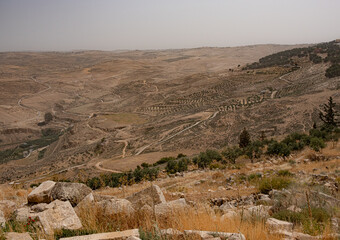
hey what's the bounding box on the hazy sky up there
[0,0,339,51]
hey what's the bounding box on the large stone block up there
[126,185,166,208]
[38,200,82,235]
[50,182,92,206]
[27,181,55,204]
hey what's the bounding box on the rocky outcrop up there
[27,181,55,204]
[5,232,33,240]
[98,198,135,216]
[38,200,82,235]
[126,185,166,208]
[50,182,92,206]
[59,229,140,240]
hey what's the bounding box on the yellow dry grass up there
[76,203,284,240]
[0,185,28,203]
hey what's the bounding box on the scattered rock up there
[38,200,82,235]
[221,210,238,220]
[287,205,302,213]
[59,229,140,240]
[30,203,48,213]
[155,198,188,217]
[159,228,183,236]
[219,202,235,213]
[98,198,134,215]
[266,218,293,233]
[244,205,271,218]
[126,185,166,209]
[5,232,33,240]
[27,181,55,204]
[50,182,92,206]
[184,230,245,240]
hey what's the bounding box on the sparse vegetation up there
[258,176,292,194]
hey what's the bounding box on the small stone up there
[31,203,48,212]
[287,205,302,213]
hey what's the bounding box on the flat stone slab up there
[59,229,140,240]
[5,232,33,240]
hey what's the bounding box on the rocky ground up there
[0,143,339,240]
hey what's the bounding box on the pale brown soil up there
[1,44,340,183]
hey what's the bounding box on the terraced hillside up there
[0,42,339,183]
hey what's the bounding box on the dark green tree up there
[239,127,251,148]
[325,64,340,78]
[44,112,53,123]
[319,97,337,127]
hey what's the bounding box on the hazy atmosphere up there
[1,1,340,239]
[1,0,340,51]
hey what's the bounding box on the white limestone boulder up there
[27,181,55,204]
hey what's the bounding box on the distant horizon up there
[0,40,328,53]
[1,0,339,52]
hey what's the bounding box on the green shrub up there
[247,173,262,182]
[309,137,326,151]
[86,166,159,190]
[176,153,186,159]
[258,176,292,194]
[266,141,290,157]
[222,146,243,164]
[272,209,304,224]
[153,157,175,166]
[209,162,226,170]
[139,227,164,240]
[141,162,150,168]
[38,148,46,160]
[166,158,189,174]
[261,206,329,236]
[205,149,222,161]
[277,170,293,177]
[196,152,211,169]
[325,63,340,78]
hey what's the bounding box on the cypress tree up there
[239,127,251,148]
[319,97,338,127]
